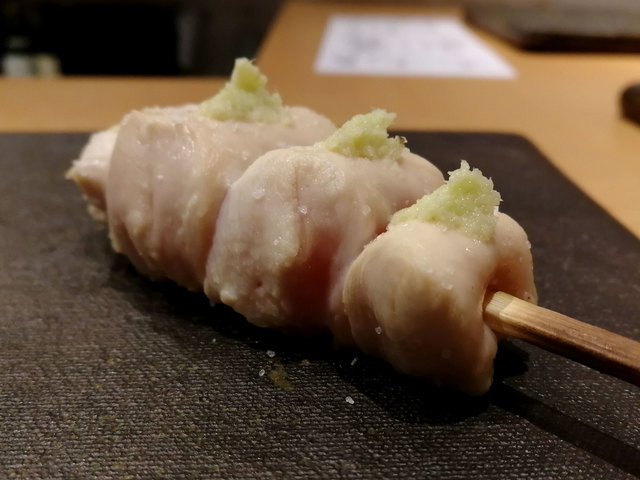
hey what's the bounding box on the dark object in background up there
[40,3,180,76]
[466,4,640,53]
[1,1,284,76]
[1,2,181,76]
[621,83,640,126]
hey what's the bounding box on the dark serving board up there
[1,132,638,479]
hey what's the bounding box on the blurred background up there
[2,0,640,77]
[0,0,285,76]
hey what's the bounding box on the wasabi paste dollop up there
[391,161,501,242]
[199,58,289,124]
[323,109,406,160]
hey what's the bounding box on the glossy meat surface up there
[206,145,445,330]
[105,106,335,290]
[66,125,120,221]
[342,214,537,394]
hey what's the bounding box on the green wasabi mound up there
[391,161,501,242]
[324,109,406,160]
[198,58,289,123]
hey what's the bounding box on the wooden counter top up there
[0,77,225,132]
[258,1,640,239]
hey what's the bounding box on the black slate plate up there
[1,132,638,479]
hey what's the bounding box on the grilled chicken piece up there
[342,215,537,394]
[106,105,335,290]
[66,124,120,221]
[206,141,444,330]
[68,58,336,291]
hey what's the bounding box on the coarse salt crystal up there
[374,326,382,335]
[252,187,265,199]
[266,350,276,358]
[345,396,355,405]
[258,369,266,377]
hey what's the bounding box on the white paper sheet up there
[314,15,515,79]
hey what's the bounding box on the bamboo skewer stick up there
[484,291,640,387]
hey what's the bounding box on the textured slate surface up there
[0,132,638,479]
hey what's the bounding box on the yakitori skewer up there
[484,291,640,387]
